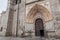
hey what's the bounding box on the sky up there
[0,0,8,13]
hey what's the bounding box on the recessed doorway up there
[35,18,44,37]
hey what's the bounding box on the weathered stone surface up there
[0,0,60,38]
[0,37,59,40]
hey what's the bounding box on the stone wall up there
[49,0,60,37]
[0,0,60,37]
[0,11,9,36]
[25,0,54,37]
[6,0,15,36]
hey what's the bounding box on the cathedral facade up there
[0,0,60,38]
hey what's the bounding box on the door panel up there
[35,18,44,37]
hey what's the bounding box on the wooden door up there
[35,18,44,37]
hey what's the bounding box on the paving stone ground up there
[0,37,60,40]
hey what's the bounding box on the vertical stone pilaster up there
[17,0,26,36]
[6,0,15,36]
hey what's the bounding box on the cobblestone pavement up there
[0,37,60,40]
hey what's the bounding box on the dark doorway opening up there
[40,30,44,37]
[35,18,44,37]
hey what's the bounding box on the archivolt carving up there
[26,4,53,23]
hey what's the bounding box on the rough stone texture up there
[0,0,60,38]
[49,0,60,36]
[12,5,17,36]
[18,0,26,35]
[25,0,54,37]
[0,37,59,40]
[0,11,9,36]
[6,0,15,36]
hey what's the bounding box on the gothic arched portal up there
[35,18,44,37]
[26,4,53,37]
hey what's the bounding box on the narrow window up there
[16,0,21,4]
[16,0,18,4]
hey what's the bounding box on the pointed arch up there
[26,4,53,23]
